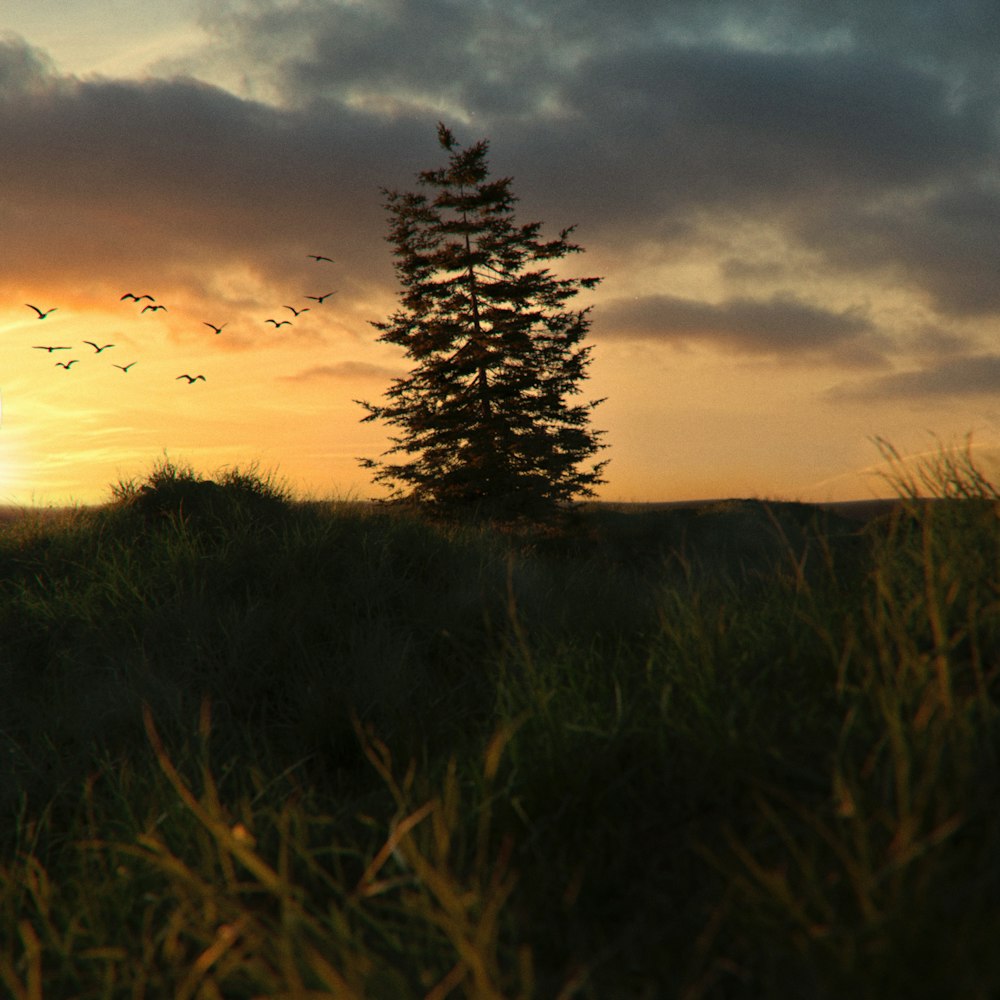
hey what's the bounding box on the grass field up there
[0,449,997,998]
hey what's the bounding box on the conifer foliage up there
[358,124,607,518]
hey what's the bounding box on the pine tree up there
[358,123,608,519]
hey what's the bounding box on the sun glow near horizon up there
[2,288,996,511]
[3,228,998,509]
[0,283,996,509]
[0,283,400,507]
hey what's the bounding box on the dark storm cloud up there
[826,354,1000,401]
[185,0,1000,328]
[194,0,994,209]
[5,0,1000,374]
[560,44,986,202]
[599,292,888,365]
[735,0,1000,87]
[0,35,437,300]
[795,179,1000,317]
[192,0,653,117]
[0,32,56,92]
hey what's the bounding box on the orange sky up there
[2,3,998,507]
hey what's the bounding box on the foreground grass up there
[0,454,997,997]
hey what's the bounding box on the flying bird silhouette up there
[308,254,335,263]
[120,293,155,302]
[84,341,114,353]
[284,305,309,316]
[142,304,167,313]
[203,322,227,335]
[26,304,57,319]
[113,362,137,372]
[266,318,291,327]
[55,360,78,369]
[305,291,337,303]
[176,374,206,383]
[33,345,71,352]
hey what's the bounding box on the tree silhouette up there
[358,124,607,519]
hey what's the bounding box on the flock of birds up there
[22,254,338,385]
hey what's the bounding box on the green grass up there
[0,450,997,998]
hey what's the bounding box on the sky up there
[1,0,998,507]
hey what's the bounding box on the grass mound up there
[110,456,292,532]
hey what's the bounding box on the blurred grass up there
[0,447,997,997]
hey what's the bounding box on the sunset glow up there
[2,3,998,507]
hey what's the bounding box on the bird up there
[83,341,114,353]
[120,293,155,302]
[113,362,137,373]
[26,304,57,319]
[305,291,336,303]
[55,360,78,369]
[265,318,291,327]
[203,322,227,335]
[308,254,335,263]
[142,304,167,313]
[176,374,206,383]
[284,305,309,316]
[33,345,71,352]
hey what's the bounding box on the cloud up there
[569,44,986,196]
[826,353,1000,401]
[599,292,888,364]
[180,0,999,347]
[3,0,999,381]
[190,0,634,118]
[279,361,401,383]
[796,179,1000,318]
[0,32,64,93]
[0,35,435,300]
[908,324,974,358]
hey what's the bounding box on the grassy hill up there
[0,455,997,998]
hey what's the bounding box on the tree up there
[358,123,608,519]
